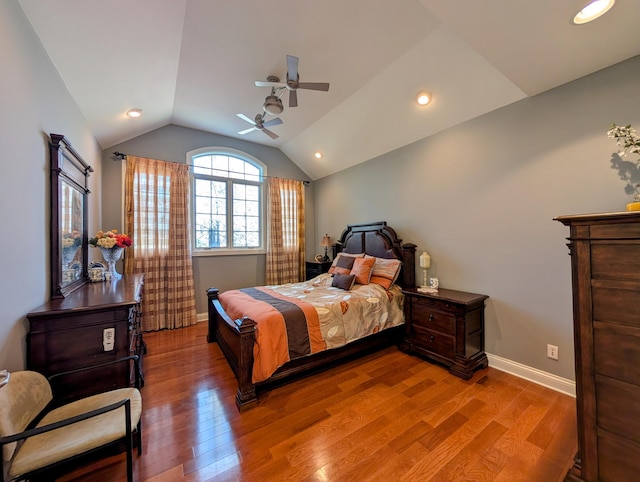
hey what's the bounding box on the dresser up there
[400,287,489,379]
[27,274,145,403]
[305,261,332,280]
[556,211,640,481]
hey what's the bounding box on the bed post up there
[401,243,417,288]
[206,287,219,343]
[207,287,259,410]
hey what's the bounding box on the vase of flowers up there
[607,123,640,211]
[89,229,132,280]
[61,230,82,268]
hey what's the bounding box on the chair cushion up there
[0,371,52,463]
[9,387,142,478]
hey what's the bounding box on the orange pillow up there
[350,257,375,285]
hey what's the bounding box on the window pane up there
[246,200,259,216]
[193,155,212,175]
[195,179,212,196]
[233,183,246,199]
[195,196,211,213]
[211,155,228,171]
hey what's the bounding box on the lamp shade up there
[320,234,331,247]
[419,251,431,269]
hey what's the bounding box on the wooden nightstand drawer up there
[412,325,455,359]
[411,303,455,335]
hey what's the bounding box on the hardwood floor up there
[60,322,577,482]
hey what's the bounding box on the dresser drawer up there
[596,374,640,445]
[597,429,640,481]
[593,285,640,327]
[411,325,455,359]
[410,301,455,335]
[594,321,640,385]
[591,241,640,281]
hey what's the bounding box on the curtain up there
[266,178,306,284]
[124,156,197,331]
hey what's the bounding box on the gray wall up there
[314,55,640,381]
[104,124,313,314]
[0,1,102,371]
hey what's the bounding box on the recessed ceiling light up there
[314,152,323,159]
[573,0,615,24]
[416,92,431,106]
[126,108,142,118]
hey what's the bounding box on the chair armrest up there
[48,355,141,389]
[0,369,9,388]
[0,398,132,446]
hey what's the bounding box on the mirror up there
[50,134,93,298]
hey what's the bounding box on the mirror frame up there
[50,134,93,298]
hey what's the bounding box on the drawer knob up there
[429,335,435,343]
[428,314,435,321]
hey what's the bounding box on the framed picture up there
[315,254,324,263]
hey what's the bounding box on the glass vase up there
[62,245,79,269]
[100,246,124,280]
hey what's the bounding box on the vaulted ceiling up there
[18,0,640,179]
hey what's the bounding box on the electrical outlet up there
[103,327,115,351]
[547,344,559,360]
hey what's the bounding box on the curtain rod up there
[112,151,310,184]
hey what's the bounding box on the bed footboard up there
[206,287,258,411]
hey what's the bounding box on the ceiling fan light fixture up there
[416,92,432,106]
[126,108,142,118]
[573,0,615,24]
[263,95,284,115]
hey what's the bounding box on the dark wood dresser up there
[400,287,489,379]
[556,211,640,481]
[27,274,145,402]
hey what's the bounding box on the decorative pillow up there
[366,256,402,290]
[331,273,356,291]
[328,252,364,275]
[350,256,376,285]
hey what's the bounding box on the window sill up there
[192,249,266,257]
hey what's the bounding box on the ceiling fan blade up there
[236,113,256,125]
[262,117,283,128]
[289,90,298,108]
[298,82,330,92]
[261,128,279,140]
[255,80,286,88]
[286,55,299,81]
[238,126,257,135]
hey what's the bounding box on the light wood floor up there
[60,322,577,482]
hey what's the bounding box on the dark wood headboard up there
[332,221,416,288]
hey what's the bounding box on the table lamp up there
[320,234,331,262]
[418,251,436,293]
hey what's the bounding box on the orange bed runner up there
[219,286,326,383]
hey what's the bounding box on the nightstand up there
[305,261,332,280]
[400,287,489,379]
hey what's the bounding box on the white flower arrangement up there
[608,123,640,158]
[608,123,640,202]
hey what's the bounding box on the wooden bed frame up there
[207,221,416,411]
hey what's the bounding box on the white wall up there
[315,56,640,381]
[0,1,101,371]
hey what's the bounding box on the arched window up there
[188,147,266,254]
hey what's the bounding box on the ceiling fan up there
[236,113,283,139]
[255,55,330,108]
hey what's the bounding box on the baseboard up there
[197,311,208,323]
[486,353,576,398]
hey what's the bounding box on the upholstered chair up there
[0,358,142,482]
